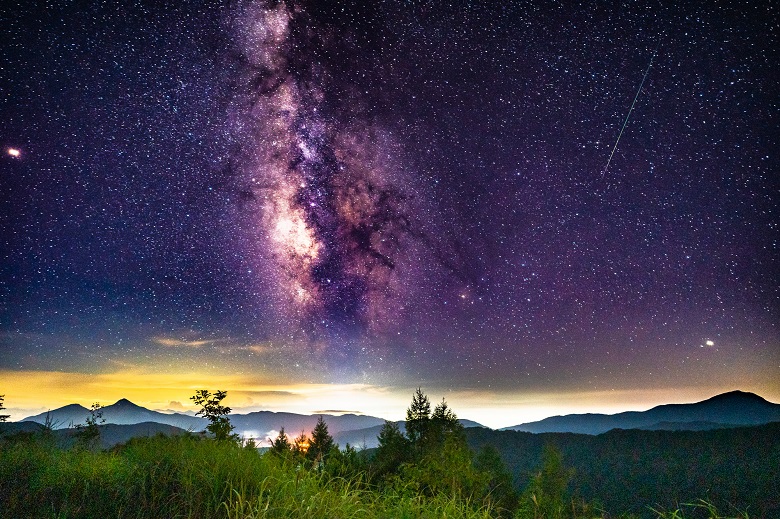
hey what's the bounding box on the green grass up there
[1,434,496,519]
[649,499,750,519]
[0,433,756,519]
[223,475,495,518]
[1,434,272,518]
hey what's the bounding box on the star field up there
[0,1,777,424]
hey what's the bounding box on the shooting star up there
[601,45,659,178]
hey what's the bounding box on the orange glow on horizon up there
[2,368,778,428]
[294,435,310,453]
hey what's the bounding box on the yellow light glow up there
[294,436,310,453]
[0,368,406,422]
[3,368,778,428]
[7,148,20,158]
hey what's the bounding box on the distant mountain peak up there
[704,390,767,403]
[59,403,90,411]
[111,398,143,408]
[502,390,780,435]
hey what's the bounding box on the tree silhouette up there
[405,387,431,452]
[0,395,9,422]
[190,389,237,441]
[428,398,462,448]
[405,390,463,458]
[75,403,104,450]
[271,427,291,456]
[431,398,458,428]
[307,416,335,466]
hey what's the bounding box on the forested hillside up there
[467,422,780,517]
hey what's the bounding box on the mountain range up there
[15,390,779,447]
[501,390,780,434]
[19,399,484,448]
[22,398,389,442]
[23,399,205,431]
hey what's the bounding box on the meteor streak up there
[601,45,659,178]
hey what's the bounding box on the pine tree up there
[271,427,291,456]
[405,387,431,450]
[428,398,462,447]
[431,398,458,427]
[307,416,335,465]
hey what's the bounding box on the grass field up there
[0,430,753,519]
[1,433,498,519]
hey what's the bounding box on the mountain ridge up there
[22,400,204,430]
[502,390,780,434]
[20,400,395,441]
[18,390,777,438]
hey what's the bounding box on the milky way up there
[227,1,443,343]
[0,0,777,401]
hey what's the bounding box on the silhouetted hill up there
[156,408,198,416]
[333,423,388,449]
[637,420,742,431]
[0,421,46,437]
[21,404,91,429]
[21,400,389,443]
[22,400,205,430]
[502,391,780,434]
[229,412,387,442]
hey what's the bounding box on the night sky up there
[1,1,777,427]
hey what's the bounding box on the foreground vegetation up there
[1,433,495,518]
[0,390,765,518]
